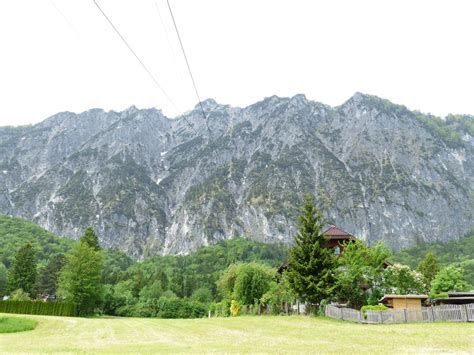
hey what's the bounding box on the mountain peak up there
[195,99,218,111]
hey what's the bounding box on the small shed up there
[379,294,429,309]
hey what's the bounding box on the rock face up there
[0,93,473,258]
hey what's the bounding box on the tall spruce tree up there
[286,195,336,305]
[8,243,37,296]
[80,227,101,251]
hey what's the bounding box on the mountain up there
[0,93,473,258]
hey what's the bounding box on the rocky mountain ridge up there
[0,93,472,258]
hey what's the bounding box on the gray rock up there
[0,93,472,258]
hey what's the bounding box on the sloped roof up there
[323,226,357,239]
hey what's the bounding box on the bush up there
[155,297,207,319]
[430,292,448,299]
[0,300,76,317]
[360,304,388,319]
[209,299,230,317]
[230,300,241,317]
[10,289,31,301]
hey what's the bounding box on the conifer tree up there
[80,227,101,251]
[38,254,66,295]
[286,195,336,305]
[8,243,37,296]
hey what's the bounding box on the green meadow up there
[1,314,473,353]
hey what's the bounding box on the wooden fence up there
[325,303,474,324]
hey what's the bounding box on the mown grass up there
[0,316,37,333]
[1,313,473,353]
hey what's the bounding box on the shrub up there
[430,292,448,299]
[230,300,241,317]
[210,299,230,317]
[10,289,31,301]
[360,304,388,319]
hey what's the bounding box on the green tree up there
[335,240,390,308]
[382,263,425,294]
[217,262,274,306]
[80,227,101,251]
[0,263,8,296]
[417,252,440,291]
[38,254,66,295]
[10,288,31,301]
[431,265,471,294]
[7,243,37,296]
[58,241,104,316]
[191,287,213,303]
[286,195,336,305]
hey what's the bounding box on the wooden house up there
[379,294,429,310]
[322,225,357,255]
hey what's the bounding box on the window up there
[334,246,341,255]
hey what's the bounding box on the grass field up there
[1,314,473,353]
[0,316,37,333]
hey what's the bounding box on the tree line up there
[1,199,472,317]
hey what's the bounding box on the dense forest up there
[1,213,472,317]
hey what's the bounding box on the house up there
[432,292,474,305]
[277,225,357,274]
[322,225,357,255]
[379,294,429,310]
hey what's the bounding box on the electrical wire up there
[93,0,197,134]
[166,0,210,131]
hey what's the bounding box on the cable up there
[166,0,210,131]
[93,0,197,134]
[50,0,79,35]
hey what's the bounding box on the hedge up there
[0,300,77,317]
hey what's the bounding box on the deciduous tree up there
[58,241,104,315]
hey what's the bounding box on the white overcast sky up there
[0,0,473,126]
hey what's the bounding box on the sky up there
[0,0,473,126]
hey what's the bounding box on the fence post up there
[341,308,344,321]
[461,304,468,322]
[404,308,407,323]
[431,306,435,322]
[380,310,384,324]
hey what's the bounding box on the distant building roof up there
[447,292,474,297]
[379,294,429,302]
[323,226,357,240]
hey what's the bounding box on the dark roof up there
[323,226,357,240]
[433,297,474,305]
[447,292,474,297]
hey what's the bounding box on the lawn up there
[1,314,473,353]
[0,316,37,333]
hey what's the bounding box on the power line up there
[93,0,198,134]
[166,0,210,131]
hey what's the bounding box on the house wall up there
[392,298,422,309]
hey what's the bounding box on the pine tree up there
[58,242,104,316]
[80,227,101,251]
[417,252,440,291]
[286,195,336,305]
[38,254,66,295]
[8,243,37,296]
